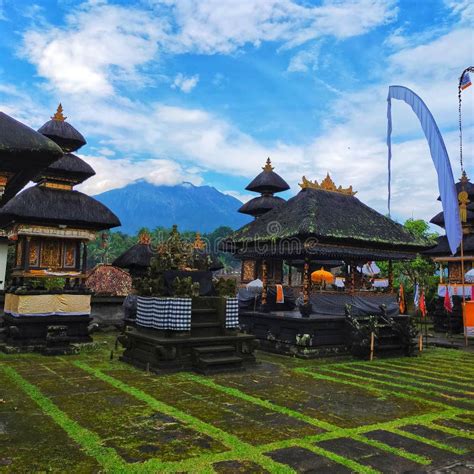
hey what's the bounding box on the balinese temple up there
[114,231,224,278]
[0,112,63,289]
[223,169,430,357]
[0,105,120,353]
[238,157,289,219]
[423,172,474,333]
[113,231,154,277]
[238,158,289,284]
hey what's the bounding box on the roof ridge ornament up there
[262,157,274,172]
[51,103,67,121]
[299,173,357,196]
[138,230,151,245]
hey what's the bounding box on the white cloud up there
[160,0,397,53]
[20,0,397,95]
[21,2,165,95]
[77,154,203,195]
[287,43,322,73]
[223,190,254,203]
[171,73,199,93]
[445,0,474,23]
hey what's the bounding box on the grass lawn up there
[0,335,473,473]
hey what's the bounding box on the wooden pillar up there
[81,242,88,279]
[75,241,82,271]
[388,260,394,293]
[261,259,268,305]
[303,257,310,305]
[23,236,31,273]
[350,262,355,294]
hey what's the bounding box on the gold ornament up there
[51,103,67,121]
[262,157,274,172]
[299,173,357,196]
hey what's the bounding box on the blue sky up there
[0,0,473,223]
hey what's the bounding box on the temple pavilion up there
[223,164,430,356]
[0,112,64,289]
[0,106,120,352]
[423,172,474,332]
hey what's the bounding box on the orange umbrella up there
[311,267,334,284]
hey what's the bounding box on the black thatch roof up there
[0,185,120,230]
[430,210,474,229]
[0,112,63,203]
[437,179,474,201]
[224,188,430,259]
[238,195,285,217]
[422,234,474,257]
[34,153,96,185]
[245,159,290,194]
[113,243,153,270]
[38,119,86,152]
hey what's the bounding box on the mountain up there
[93,180,252,235]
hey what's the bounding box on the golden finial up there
[299,173,357,196]
[138,230,151,245]
[193,232,206,250]
[262,157,274,172]
[459,171,470,223]
[51,103,67,121]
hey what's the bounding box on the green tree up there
[378,218,438,299]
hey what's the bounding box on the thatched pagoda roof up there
[37,105,86,152]
[113,242,154,271]
[34,153,95,185]
[238,195,285,217]
[223,185,430,260]
[0,186,120,230]
[0,112,63,203]
[245,158,290,194]
[422,234,474,257]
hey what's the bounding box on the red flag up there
[398,283,406,314]
[419,289,427,318]
[444,286,452,313]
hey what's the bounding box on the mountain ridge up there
[93,180,251,235]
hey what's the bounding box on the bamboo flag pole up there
[369,332,375,361]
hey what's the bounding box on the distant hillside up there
[93,180,251,235]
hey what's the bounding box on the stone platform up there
[240,309,415,358]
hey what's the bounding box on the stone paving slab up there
[265,446,352,473]
[316,437,421,473]
[365,429,460,462]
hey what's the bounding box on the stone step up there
[195,354,244,374]
[193,345,235,354]
[199,355,243,366]
[191,322,223,337]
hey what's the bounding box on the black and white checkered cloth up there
[136,297,192,330]
[225,297,239,328]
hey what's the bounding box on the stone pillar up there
[0,238,9,290]
[288,262,292,287]
[303,258,310,305]
[261,259,268,305]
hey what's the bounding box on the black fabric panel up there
[163,270,214,296]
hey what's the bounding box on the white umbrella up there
[246,278,263,311]
[246,278,263,292]
[465,269,474,282]
[357,262,381,276]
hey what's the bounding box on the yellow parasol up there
[311,267,334,284]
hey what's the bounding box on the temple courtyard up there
[0,335,473,473]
